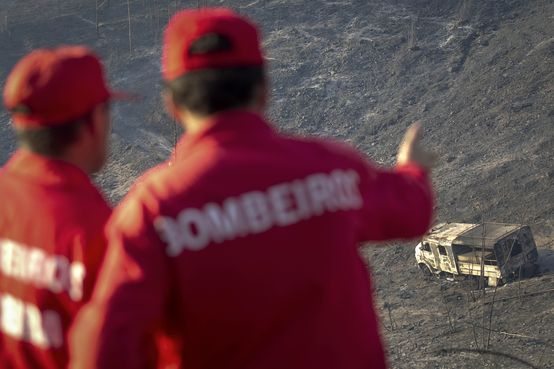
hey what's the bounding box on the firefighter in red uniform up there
[71,8,436,369]
[0,46,121,369]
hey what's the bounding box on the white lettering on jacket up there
[156,169,363,257]
[0,292,63,348]
[0,240,86,302]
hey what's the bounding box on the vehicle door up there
[419,241,437,269]
[434,243,458,274]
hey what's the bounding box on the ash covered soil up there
[1,0,553,368]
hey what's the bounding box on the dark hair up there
[166,66,264,116]
[165,32,264,116]
[15,114,90,157]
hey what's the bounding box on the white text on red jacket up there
[155,169,363,256]
[0,292,63,348]
[0,239,86,302]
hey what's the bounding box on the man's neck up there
[180,107,263,135]
[21,147,92,175]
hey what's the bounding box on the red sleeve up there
[68,198,111,304]
[357,162,434,242]
[70,191,171,369]
[80,227,109,303]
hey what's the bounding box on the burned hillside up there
[1,1,553,368]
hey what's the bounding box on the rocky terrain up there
[1,0,553,368]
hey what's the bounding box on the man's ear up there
[85,104,108,138]
[72,114,95,143]
[87,106,102,135]
[163,89,181,120]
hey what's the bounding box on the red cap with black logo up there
[3,46,128,128]
[162,8,265,81]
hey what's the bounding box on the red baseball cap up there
[3,46,128,128]
[162,8,264,81]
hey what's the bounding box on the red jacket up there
[0,150,111,369]
[73,111,433,369]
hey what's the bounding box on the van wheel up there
[418,264,433,276]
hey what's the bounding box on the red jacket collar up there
[2,149,94,188]
[173,110,274,160]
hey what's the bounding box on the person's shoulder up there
[117,162,170,210]
[82,187,112,223]
[283,133,371,168]
[107,161,183,232]
[132,154,211,199]
[107,180,155,236]
[0,161,17,187]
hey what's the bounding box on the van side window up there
[453,244,474,254]
[438,246,447,256]
[422,243,431,252]
[510,240,522,256]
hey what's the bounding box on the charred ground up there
[1,1,553,368]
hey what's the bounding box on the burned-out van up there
[415,223,538,287]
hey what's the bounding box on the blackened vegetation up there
[0,1,552,368]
